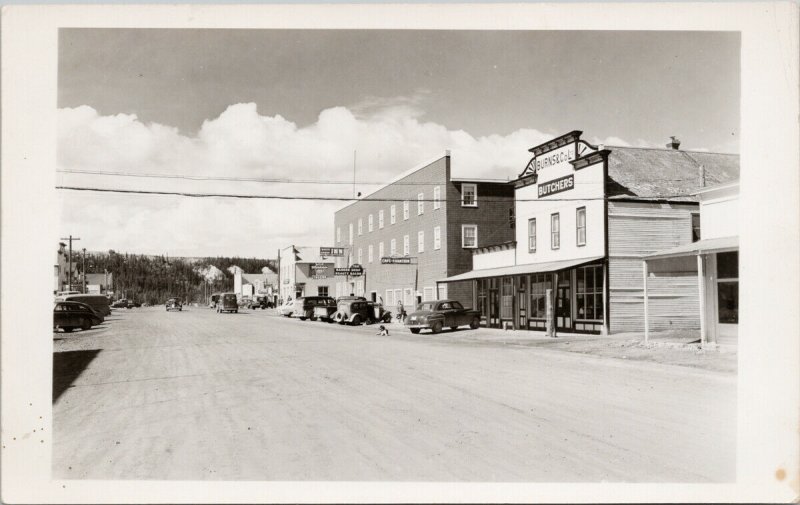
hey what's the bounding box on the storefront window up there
[576,265,603,321]
[529,274,549,319]
[501,277,514,320]
[717,251,738,324]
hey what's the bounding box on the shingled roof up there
[605,146,739,201]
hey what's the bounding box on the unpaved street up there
[52,307,736,482]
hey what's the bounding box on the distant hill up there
[80,250,278,304]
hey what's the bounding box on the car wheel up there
[326,318,334,324]
[450,327,458,331]
[81,318,92,331]
[383,313,393,323]
[469,317,480,330]
[234,310,238,314]
[431,321,443,334]
[63,327,73,333]
[409,328,421,334]
[350,315,361,326]
[299,317,306,321]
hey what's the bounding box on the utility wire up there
[56,185,696,202]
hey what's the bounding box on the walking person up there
[396,299,405,323]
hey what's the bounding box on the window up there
[692,212,701,242]
[433,186,441,210]
[357,248,362,264]
[423,287,435,301]
[576,265,604,320]
[717,251,739,324]
[417,193,424,215]
[461,183,477,207]
[390,239,397,255]
[379,210,384,229]
[403,235,410,256]
[434,226,441,250]
[368,244,373,263]
[368,214,373,232]
[418,231,424,253]
[349,223,354,245]
[358,218,363,235]
[528,218,536,252]
[379,241,384,259]
[462,225,478,248]
[317,286,329,297]
[528,274,550,319]
[550,213,560,249]
[437,284,447,300]
[576,207,586,246]
[390,205,396,224]
[336,227,341,243]
[403,201,409,220]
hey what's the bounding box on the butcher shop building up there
[438,131,739,335]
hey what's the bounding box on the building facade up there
[332,153,515,309]
[278,245,335,302]
[439,131,739,335]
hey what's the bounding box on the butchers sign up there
[538,174,575,198]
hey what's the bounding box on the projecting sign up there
[381,257,413,265]
[334,264,364,277]
[538,174,574,198]
[320,247,345,257]
[311,263,329,279]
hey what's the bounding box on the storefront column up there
[642,260,649,343]
[602,262,610,336]
[697,254,707,346]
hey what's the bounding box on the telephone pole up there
[59,235,80,291]
[82,248,87,293]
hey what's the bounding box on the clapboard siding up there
[607,201,700,333]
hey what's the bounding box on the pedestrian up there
[396,299,405,323]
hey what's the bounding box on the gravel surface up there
[52,307,736,482]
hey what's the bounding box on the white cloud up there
[57,102,557,257]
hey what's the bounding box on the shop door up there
[517,286,527,329]
[488,289,500,328]
[556,274,571,331]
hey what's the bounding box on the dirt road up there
[52,307,736,481]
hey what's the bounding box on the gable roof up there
[606,146,739,201]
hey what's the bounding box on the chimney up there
[666,136,681,150]
[699,164,706,187]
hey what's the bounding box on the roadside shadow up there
[53,349,101,403]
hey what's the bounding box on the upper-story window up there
[390,238,397,255]
[434,226,441,250]
[692,212,701,242]
[462,225,478,248]
[417,193,424,215]
[433,186,441,210]
[528,218,536,253]
[357,248,362,264]
[403,235,410,256]
[379,241,384,259]
[336,226,341,243]
[368,214,374,232]
[390,205,396,224]
[418,231,424,253]
[379,209,385,229]
[403,201,409,220]
[576,207,586,246]
[368,244,373,263]
[461,183,477,207]
[550,213,560,250]
[349,223,354,245]
[358,218,363,236]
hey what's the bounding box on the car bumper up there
[405,322,431,329]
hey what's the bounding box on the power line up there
[55,185,696,202]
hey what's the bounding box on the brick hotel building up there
[332,153,515,308]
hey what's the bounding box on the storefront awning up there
[645,236,738,261]
[438,256,604,283]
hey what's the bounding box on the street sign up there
[381,256,414,265]
[320,247,345,257]
[334,264,364,277]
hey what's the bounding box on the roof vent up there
[666,136,681,150]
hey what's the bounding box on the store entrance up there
[556,273,571,331]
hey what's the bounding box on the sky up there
[57,29,740,258]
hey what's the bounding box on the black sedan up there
[404,299,481,334]
[165,298,183,311]
[54,301,104,333]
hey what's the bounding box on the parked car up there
[111,298,128,309]
[312,297,338,322]
[53,301,103,332]
[290,296,333,321]
[405,299,481,334]
[279,299,295,317]
[129,300,142,308]
[216,293,238,314]
[165,297,182,311]
[209,293,221,308]
[333,299,392,325]
[62,294,111,317]
[249,294,273,310]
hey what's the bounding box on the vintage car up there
[111,298,128,309]
[165,297,182,311]
[62,294,111,317]
[405,299,481,334]
[216,293,239,314]
[53,301,104,332]
[209,293,221,308]
[333,299,392,325]
[290,296,334,321]
[312,297,339,322]
[249,294,272,310]
[279,299,295,317]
